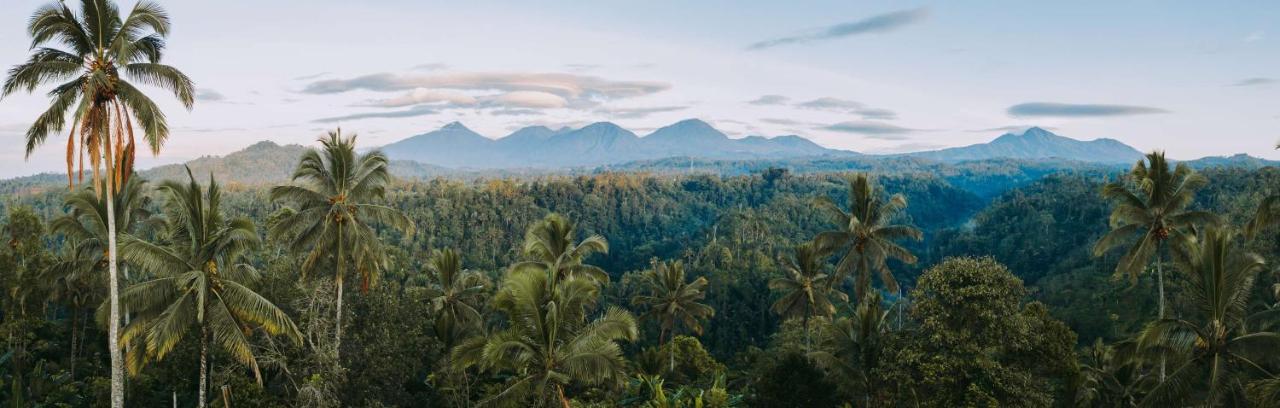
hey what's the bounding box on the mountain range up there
[379,120,1154,168]
[904,127,1144,164]
[2,121,1273,193]
[379,119,842,168]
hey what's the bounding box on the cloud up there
[1245,30,1264,42]
[796,97,899,120]
[301,72,669,104]
[491,108,543,116]
[797,97,862,111]
[852,108,897,120]
[748,8,929,50]
[292,72,330,81]
[313,105,437,123]
[1231,77,1274,87]
[761,118,803,126]
[748,95,790,105]
[195,88,226,102]
[820,121,918,139]
[412,63,449,71]
[1007,102,1168,118]
[494,91,568,109]
[595,105,688,119]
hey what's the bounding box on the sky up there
[0,0,1277,178]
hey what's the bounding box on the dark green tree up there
[114,170,301,407]
[3,2,195,403]
[270,129,413,354]
[814,174,922,300]
[1136,227,1278,406]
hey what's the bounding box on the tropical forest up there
[2,1,1280,407]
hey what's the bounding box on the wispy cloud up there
[412,63,449,71]
[1007,102,1168,118]
[595,105,688,119]
[796,97,898,120]
[748,8,929,50]
[195,88,226,102]
[292,72,330,81]
[304,71,670,114]
[820,121,918,139]
[1245,30,1264,42]
[313,105,437,123]
[748,95,790,105]
[1230,77,1274,87]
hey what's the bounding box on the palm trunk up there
[105,157,125,408]
[556,384,571,408]
[199,326,208,408]
[334,226,345,358]
[804,306,812,354]
[334,272,345,358]
[1156,250,1166,382]
[69,306,79,379]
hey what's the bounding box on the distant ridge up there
[905,127,1144,164]
[379,118,850,169]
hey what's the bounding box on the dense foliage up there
[2,136,1278,406]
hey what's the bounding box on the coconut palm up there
[452,262,638,408]
[4,1,194,404]
[813,174,922,300]
[810,293,888,406]
[770,242,846,352]
[45,176,153,378]
[511,213,610,285]
[112,169,301,407]
[1136,227,1278,407]
[269,129,413,354]
[1093,151,1217,380]
[1073,339,1151,407]
[425,247,487,350]
[631,259,714,372]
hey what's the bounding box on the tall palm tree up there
[270,129,413,354]
[769,242,846,352]
[631,259,714,372]
[511,213,610,285]
[810,293,888,406]
[1136,227,1278,406]
[4,2,194,404]
[425,247,487,350]
[452,262,637,408]
[1093,151,1216,380]
[45,176,153,379]
[814,174,922,300]
[113,169,301,407]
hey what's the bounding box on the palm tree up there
[814,174,922,301]
[113,169,301,407]
[511,213,610,285]
[631,259,714,372]
[810,293,888,406]
[1245,195,1279,241]
[770,242,846,352]
[1074,339,1151,408]
[270,129,413,354]
[4,2,194,404]
[1093,151,1216,380]
[425,247,487,350]
[452,261,637,408]
[1136,227,1278,406]
[45,176,153,378]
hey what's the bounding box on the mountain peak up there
[911,128,1143,164]
[442,121,472,131]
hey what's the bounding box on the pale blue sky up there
[1,0,1277,178]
